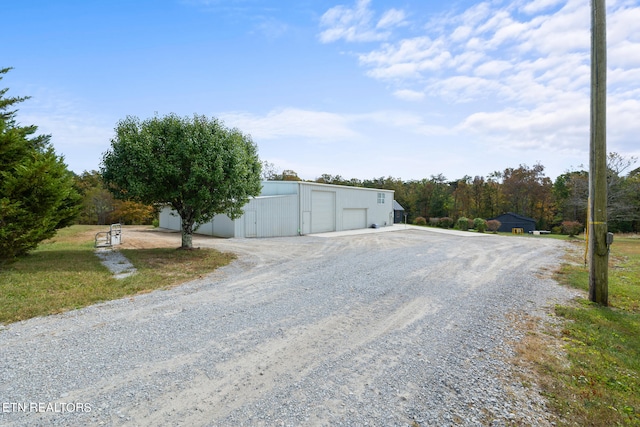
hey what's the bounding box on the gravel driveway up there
[0,226,578,426]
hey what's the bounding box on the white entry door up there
[245,211,257,238]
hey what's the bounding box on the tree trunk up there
[180,217,194,249]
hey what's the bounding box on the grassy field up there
[0,225,235,324]
[521,236,640,426]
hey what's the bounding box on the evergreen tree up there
[0,67,82,263]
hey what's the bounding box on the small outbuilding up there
[393,200,405,224]
[489,212,536,233]
[159,181,395,238]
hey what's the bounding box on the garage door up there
[311,191,335,233]
[342,208,366,230]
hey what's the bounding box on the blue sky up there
[4,0,640,181]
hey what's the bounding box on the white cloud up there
[365,62,421,80]
[393,89,424,101]
[359,36,452,79]
[610,67,640,90]
[474,60,513,77]
[318,0,406,43]
[520,4,590,55]
[450,25,472,42]
[608,98,640,149]
[317,0,640,172]
[318,0,380,43]
[218,107,456,180]
[354,110,451,136]
[376,8,406,29]
[218,108,360,141]
[26,114,113,150]
[345,0,597,90]
[358,36,437,65]
[609,40,640,68]
[459,102,590,152]
[485,19,530,49]
[608,5,640,45]
[457,2,494,29]
[521,0,565,14]
[451,51,486,73]
[219,106,455,141]
[427,76,507,103]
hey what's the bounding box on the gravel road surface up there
[0,226,578,426]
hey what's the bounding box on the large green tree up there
[553,169,588,224]
[101,114,262,248]
[0,67,81,263]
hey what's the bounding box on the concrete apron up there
[309,223,494,238]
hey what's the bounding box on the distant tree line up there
[73,170,156,226]
[263,155,640,233]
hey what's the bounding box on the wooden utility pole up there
[589,0,609,305]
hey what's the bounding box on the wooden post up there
[589,0,608,305]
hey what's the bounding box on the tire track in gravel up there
[132,296,440,426]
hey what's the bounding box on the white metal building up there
[159,181,395,238]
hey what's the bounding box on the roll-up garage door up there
[311,191,335,233]
[342,208,366,230]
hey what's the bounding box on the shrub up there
[438,217,453,229]
[551,226,562,235]
[487,220,501,233]
[457,217,470,231]
[111,200,156,225]
[474,218,487,233]
[561,221,583,237]
[413,216,427,226]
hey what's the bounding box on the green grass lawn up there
[0,225,235,324]
[526,236,640,426]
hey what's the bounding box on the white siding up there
[302,211,311,235]
[159,206,181,230]
[194,221,213,236]
[193,214,235,237]
[212,215,235,238]
[241,194,299,237]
